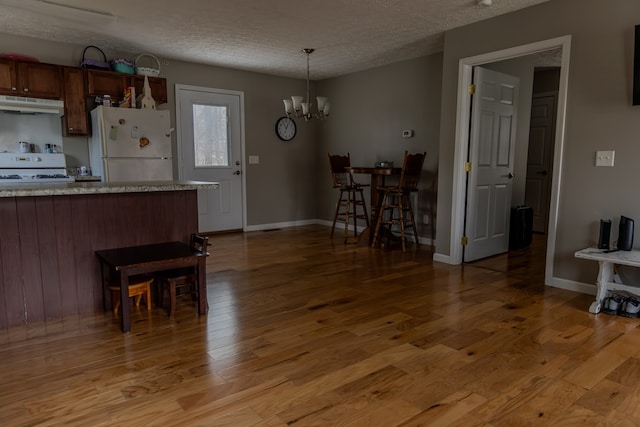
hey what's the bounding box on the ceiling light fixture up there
[477,0,493,5]
[283,48,330,121]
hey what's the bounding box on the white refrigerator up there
[88,106,173,182]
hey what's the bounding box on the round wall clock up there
[275,116,297,141]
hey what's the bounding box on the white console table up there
[574,248,640,313]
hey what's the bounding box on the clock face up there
[275,117,297,141]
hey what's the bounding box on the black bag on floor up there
[509,206,533,250]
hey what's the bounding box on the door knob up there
[235,160,240,166]
[233,170,241,175]
[502,172,514,179]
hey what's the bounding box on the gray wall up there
[435,0,640,283]
[317,54,443,239]
[0,32,318,227]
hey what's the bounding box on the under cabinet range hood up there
[0,95,64,115]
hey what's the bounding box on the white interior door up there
[176,85,244,232]
[464,67,519,262]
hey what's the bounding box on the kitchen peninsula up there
[0,180,217,328]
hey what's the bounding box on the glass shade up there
[283,99,293,113]
[291,96,304,111]
[316,96,328,111]
[301,102,310,115]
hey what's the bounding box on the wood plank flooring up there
[1,225,639,426]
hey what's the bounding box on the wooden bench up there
[574,248,640,313]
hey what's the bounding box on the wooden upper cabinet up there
[63,67,87,135]
[86,70,167,105]
[86,70,129,98]
[16,62,63,99]
[0,60,62,98]
[0,59,18,95]
[131,75,168,105]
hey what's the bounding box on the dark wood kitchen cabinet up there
[132,75,168,105]
[17,62,63,99]
[86,70,167,105]
[86,69,129,98]
[62,67,87,135]
[0,59,62,99]
[0,58,167,137]
[65,68,168,136]
[0,59,18,95]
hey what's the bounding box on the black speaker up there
[598,219,612,249]
[618,215,634,251]
[634,25,640,105]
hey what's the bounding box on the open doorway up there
[446,35,571,286]
[525,67,561,234]
[463,54,561,264]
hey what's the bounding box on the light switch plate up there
[595,150,615,167]
[248,155,260,164]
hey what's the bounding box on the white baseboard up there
[244,219,317,232]
[546,277,596,296]
[246,219,433,245]
[433,253,454,264]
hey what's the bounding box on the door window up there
[193,104,229,167]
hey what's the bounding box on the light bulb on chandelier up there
[283,48,330,121]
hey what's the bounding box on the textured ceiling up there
[0,0,551,80]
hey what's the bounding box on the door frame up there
[175,84,247,231]
[447,35,571,286]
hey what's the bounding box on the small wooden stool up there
[109,277,154,315]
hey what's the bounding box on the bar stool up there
[372,151,426,252]
[327,153,369,242]
[109,276,154,315]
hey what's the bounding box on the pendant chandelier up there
[283,48,330,121]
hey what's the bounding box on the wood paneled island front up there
[0,181,217,329]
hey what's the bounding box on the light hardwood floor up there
[2,225,639,426]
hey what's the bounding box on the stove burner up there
[0,174,21,180]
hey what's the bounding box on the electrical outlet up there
[248,155,260,164]
[595,150,615,167]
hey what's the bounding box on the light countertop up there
[0,180,218,198]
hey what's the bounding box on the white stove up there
[0,153,74,183]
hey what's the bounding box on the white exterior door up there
[464,67,519,262]
[176,85,244,233]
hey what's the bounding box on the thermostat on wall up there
[402,129,414,138]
